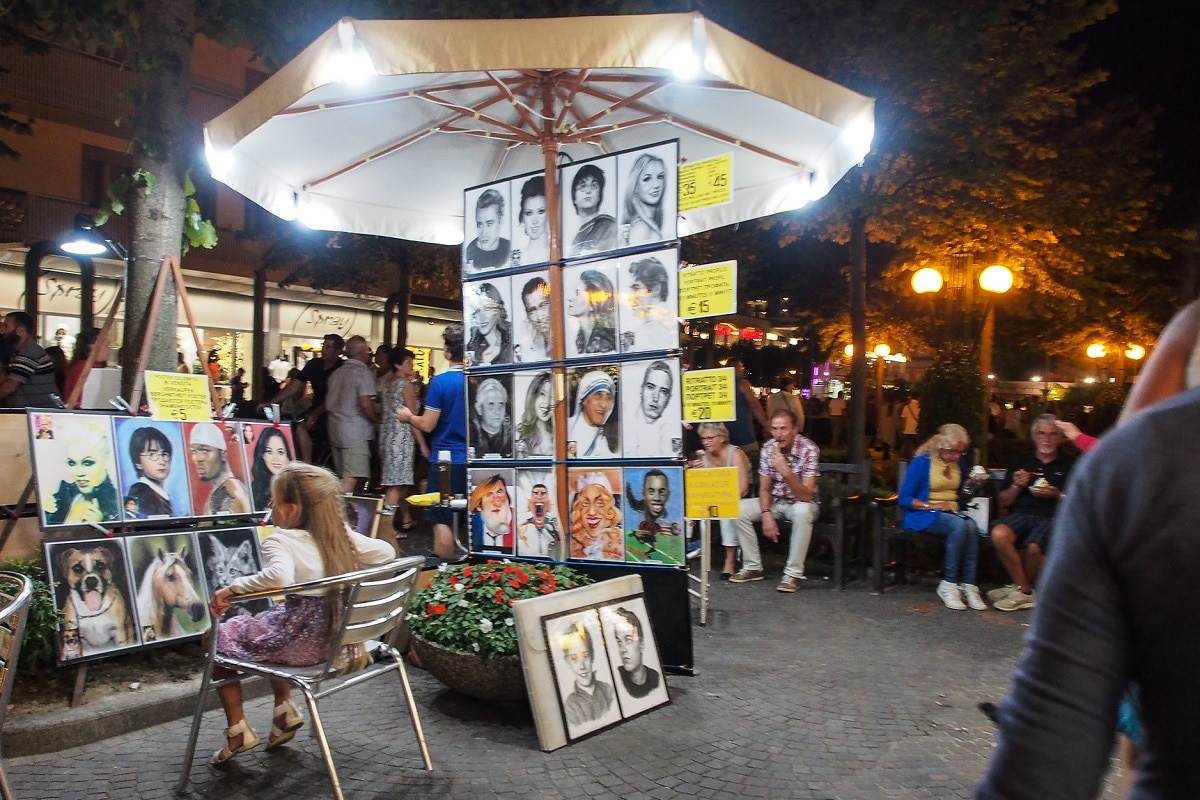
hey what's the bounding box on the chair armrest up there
[869,494,899,511]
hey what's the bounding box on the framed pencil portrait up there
[463,180,515,277]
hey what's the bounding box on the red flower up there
[462,566,473,577]
[494,589,504,604]
[515,569,529,584]
[427,602,446,615]
[509,598,518,606]
[508,579,521,589]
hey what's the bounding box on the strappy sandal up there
[266,699,304,750]
[211,718,260,765]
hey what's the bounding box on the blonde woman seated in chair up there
[206,462,395,766]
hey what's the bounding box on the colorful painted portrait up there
[113,418,193,521]
[623,466,686,565]
[240,422,297,513]
[567,467,624,562]
[469,468,516,556]
[515,469,566,561]
[183,421,251,518]
[29,412,122,529]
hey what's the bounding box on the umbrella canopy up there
[205,13,874,244]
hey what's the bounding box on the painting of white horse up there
[125,532,209,642]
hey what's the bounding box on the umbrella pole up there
[541,123,572,542]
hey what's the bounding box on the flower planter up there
[410,631,527,703]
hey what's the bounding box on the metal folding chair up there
[178,555,432,800]
[0,572,33,800]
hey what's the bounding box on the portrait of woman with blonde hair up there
[569,471,623,561]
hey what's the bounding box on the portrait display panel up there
[567,466,624,562]
[45,537,140,663]
[622,466,686,566]
[183,421,252,518]
[566,366,620,460]
[512,370,554,459]
[343,494,383,538]
[514,575,669,751]
[510,171,552,268]
[615,141,678,251]
[468,373,514,460]
[125,531,209,644]
[514,468,567,561]
[560,155,620,260]
[465,276,515,367]
[462,181,514,276]
[29,411,122,530]
[195,527,268,620]
[546,608,622,740]
[619,358,683,459]
[598,596,670,718]
[617,247,680,354]
[512,270,554,364]
[468,467,516,556]
[239,422,297,513]
[113,417,194,521]
[562,259,620,359]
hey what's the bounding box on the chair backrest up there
[320,556,426,677]
[0,572,33,733]
[817,461,872,510]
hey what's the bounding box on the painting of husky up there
[196,527,268,618]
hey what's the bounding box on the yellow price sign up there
[678,260,737,319]
[681,368,735,423]
[143,370,214,421]
[678,153,733,212]
[410,346,432,379]
[685,467,742,519]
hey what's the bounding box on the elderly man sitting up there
[987,413,1076,612]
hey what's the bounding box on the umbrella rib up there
[577,82,807,170]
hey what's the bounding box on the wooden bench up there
[813,461,873,590]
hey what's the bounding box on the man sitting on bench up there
[730,409,819,594]
[988,413,1076,612]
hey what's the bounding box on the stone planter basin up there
[410,632,528,703]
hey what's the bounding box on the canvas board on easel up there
[79,368,123,410]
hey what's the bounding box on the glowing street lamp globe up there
[873,343,891,358]
[911,267,943,294]
[1124,344,1146,360]
[1086,343,1108,359]
[979,264,1013,294]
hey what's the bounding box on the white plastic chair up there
[0,572,33,800]
[178,555,432,799]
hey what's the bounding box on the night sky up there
[1087,0,1200,220]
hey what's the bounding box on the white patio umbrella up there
[204,13,874,245]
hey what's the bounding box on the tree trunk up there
[848,211,868,464]
[121,0,195,396]
[392,259,413,349]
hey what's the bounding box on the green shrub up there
[1089,384,1128,436]
[0,559,60,671]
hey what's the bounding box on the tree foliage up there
[709,0,1183,359]
[915,343,986,447]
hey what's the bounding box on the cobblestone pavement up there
[7,542,1124,799]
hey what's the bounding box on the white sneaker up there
[987,584,1017,603]
[936,580,967,611]
[959,584,988,611]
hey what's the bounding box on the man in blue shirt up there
[395,323,466,560]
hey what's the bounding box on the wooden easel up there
[126,254,220,416]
